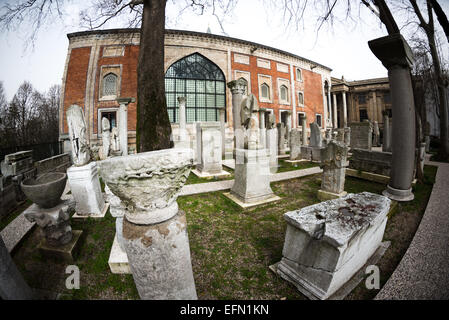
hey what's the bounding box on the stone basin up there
[98,148,194,225]
[21,172,67,208]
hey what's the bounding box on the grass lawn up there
[10,165,437,300]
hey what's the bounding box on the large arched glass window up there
[165,53,226,123]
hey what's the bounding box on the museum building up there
[58,28,334,152]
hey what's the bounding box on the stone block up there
[317,189,347,201]
[4,150,33,163]
[108,233,131,274]
[231,148,275,204]
[289,129,302,161]
[196,122,223,175]
[67,162,105,216]
[301,146,312,161]
[1,157,33,177]
[38,230,83,263]
[276,192,391,300]
[348,148,392,176]
[349,122,372,150]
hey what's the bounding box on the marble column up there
[227,79,247,151]
[369,33,416,202]
[116,97,135,156]
[99,148,197,300]
[0,234,34,299]
[342,91,348,128]
[382,111,391,152]
[178,96,187,142]
[301,115,308,145]
[218,107,226,158]
[259,108,267,149]
[332,93,338,128]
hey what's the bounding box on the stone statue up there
[66,104,90,166]
[240,94,261,150]
[267,113,276,130]
[110,127,121,156]
[319,140,349,198]
[101,117,111,160]
[25,207,72,246]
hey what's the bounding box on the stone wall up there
[35,153,71,176]
[349,148,392,176]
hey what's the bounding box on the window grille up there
[103,73,117,97]
[261,83,270,99]
[165,53,226,123]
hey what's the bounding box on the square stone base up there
[317,190,347,201]
[108,234,131,274]
[191,169,231,179]
[223,192,281,209]
[38,230,83,263]
[346,168,390,184]
[72,202,109,219]
[269,241,391,300]
[346,168,417,186]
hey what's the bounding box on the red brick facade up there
[60,29,331,148]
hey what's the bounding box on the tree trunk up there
[136,0,173,152]
[430,0,449,43]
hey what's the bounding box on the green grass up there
[10,164,438,300]
[276,159,319,173]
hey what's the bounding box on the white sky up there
[0,0,448,101]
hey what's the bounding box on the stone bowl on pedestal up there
[21,172,67,208]
[98,148,194,225]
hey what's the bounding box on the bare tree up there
[0,0,238,152]
[409,0,449,161]
[430,0,449,43]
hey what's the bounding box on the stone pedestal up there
[349,121,373,150]
[276,192,391,300]
[67,162,106,217]
[289,129,302,161]
[194,122,229,178]
[38,230,83,263]
[369,34,416,202]
[226,148,280,207]
[0,234,34,299]
[98,148,197,300]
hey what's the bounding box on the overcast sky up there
[0,0,448,101]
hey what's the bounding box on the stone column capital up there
[116,97,136,106]
[368,33,414,70]
[227,79,247,94]
[177,96,186,104]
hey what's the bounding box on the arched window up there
[296,68,302,81]
[261,83,270,99]
[298,92,304,105]
[280,85,289,102]
[165,53,226,123]
[102,73,117,97]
